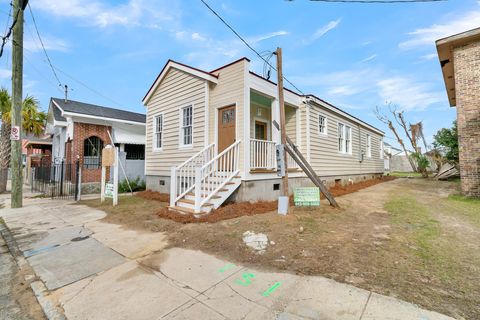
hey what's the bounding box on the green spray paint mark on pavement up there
[234,273,255,286]
[262,282,281,297]
[218,263,235,273]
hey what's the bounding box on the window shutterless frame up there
[318,114,327,135]
[366,134,372,158]
[337,121,352,155]
[179,105,193,148]
[152,113,164,151]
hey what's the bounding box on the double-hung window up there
[318,115,327,135]
[180,105,193,147]
[154,114,163,150]
[338,123,352,154]
[380,139,384,159]
[366,134,371,157]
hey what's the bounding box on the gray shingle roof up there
[51,98,146,123]
[52,102,66,122]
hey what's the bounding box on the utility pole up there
[11,0,26,208]
[276,47,289,197]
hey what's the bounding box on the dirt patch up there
[12,266,46,320]
[155,175,396,224]
[136,190,170,202]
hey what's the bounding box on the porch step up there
[168,206,196,215]
[187,192,221,199]
[178,198,214,207]
[201,188,228,192]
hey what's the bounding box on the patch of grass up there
[385,195,441,261]
[389,172,423,178]
[446,194,480,227]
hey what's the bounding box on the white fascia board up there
[249,73,302,107]
[143,61,219,105]
[53,120,67,127]
[62,111,146,126]
[305,97,384,136]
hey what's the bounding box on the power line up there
[0,8,20,58]
[27,3,62,87]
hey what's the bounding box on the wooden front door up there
[218,105,236,153]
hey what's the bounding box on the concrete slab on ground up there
[57,260,192,320]
[27,237,124,290]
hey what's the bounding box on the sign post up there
[100,145,118,206]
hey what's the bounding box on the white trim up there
[305,97,384,136]
[306,104,311,162]
[249,74,302,107]
[204,81,210,146]
[296,107,301,149]
[317,113,328,136]
[61,111,145,126]
[152,113,164,152]
[244,62,251,179]
[143,61,218,105]
[179,104,194,148]
[337,121,353,155]
[366,134,372,158]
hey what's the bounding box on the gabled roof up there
[52,102,66,122]
[142,59,219,105]
[51,98,146,124]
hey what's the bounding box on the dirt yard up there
[81,178,480,320]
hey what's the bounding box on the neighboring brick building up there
[437,28,480,197]
[45,98,146,192]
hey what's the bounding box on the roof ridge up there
[51,97,145,116]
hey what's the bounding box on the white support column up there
[194,167,202,213]
[306,104,311,162]
[101,166,106,203]
[113,147,119,206]
[170,166,176,207]
[271,99,281,144]
[204,81,210,146]
[243,62,251,178]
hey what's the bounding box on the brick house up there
[45,98,146,191]
[436,27,480,197]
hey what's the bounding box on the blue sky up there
[0,0,478,148]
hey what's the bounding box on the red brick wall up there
[453,40,480,197]
[66,122,112,183]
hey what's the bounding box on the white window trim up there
[179,104,194,149]
[318,114,328,136]
[152,113,164,152]
[366,134,372,158]
[338,121,352,155]
[380,139,384,159]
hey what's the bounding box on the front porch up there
[248,90,300,173]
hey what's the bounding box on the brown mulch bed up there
[137,190,170,202]
[155,175,396,224]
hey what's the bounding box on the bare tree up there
[375,103,417,172]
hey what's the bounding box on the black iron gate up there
[31,161,81,200]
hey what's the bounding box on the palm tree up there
[0,88,46,193]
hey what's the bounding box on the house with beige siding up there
[143,58,384,214]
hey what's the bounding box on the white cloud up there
[250,31,289,44]
[359,54,377,63]
[24,35,70,53]
[0,68,11,79]
[304,19,341,44]
[399,4,480,49]
[191,32,207,41]
[377,77,444,111]
[419,53,438,61]
[31,0,177,28]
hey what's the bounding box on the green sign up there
[294,187,320,206]
[105,183,114,198]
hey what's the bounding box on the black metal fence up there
[31,161,80,200]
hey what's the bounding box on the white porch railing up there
[194,140,241,212]
[249,138,299,170]
[170,144,215,207]
[250,139,276,170]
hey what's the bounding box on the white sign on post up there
[105,183,114,198]
[10,126,20,140]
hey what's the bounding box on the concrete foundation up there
[147,173,383,202]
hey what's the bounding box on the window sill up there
[179,145,193,150]
[152,148,163,153]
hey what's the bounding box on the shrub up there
[118,176,146,193]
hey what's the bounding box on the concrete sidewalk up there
[0,198,455,320]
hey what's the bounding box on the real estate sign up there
[294,187,320,206]
[105,183,114,198]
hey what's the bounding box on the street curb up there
[0,222,66,320]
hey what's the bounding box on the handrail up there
[177,143,214,170]
[170,143,215,207]
[201,140,241,171]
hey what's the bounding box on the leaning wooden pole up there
[11,0,24,208]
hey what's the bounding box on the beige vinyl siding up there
[285,105,297,143]
[145,68,206,176]
[250,102,272,139]
[308,105,384,176]
[209,60,246,172]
